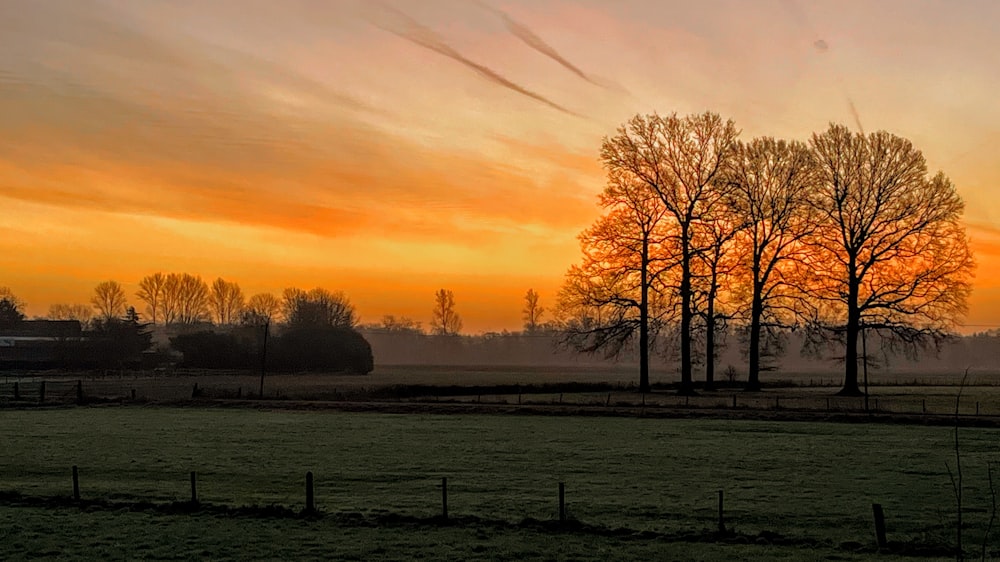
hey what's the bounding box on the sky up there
[1,0,999,333]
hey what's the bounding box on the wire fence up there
[1,377,997,419]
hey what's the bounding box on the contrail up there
[368,3,580,118]
[475,1,596,86]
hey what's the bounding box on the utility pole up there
[258,321,269,398]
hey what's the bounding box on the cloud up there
[365,3,581,118]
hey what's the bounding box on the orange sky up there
[2,0,999,333]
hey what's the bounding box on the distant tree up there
[136,273,168,325]
[91,280,128,321]
[243,292,281,325]
[88,307,153,368]
[376,315,424,334]
[283,287,357,329]
[172,274,211,325]
[430,289,462,335]
[48,303,94,325]
[209,278,245,325]
[0,288,25,329]
[522,289,545,333]
[724,137,818,390]
[558,167,675,393]
[601,112,740,394]
[0,287,26,312]
[805,125,975,395]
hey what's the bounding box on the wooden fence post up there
[72,465,80,500]
[872,503,887,549]
[190,471,198,504]
[606,393,611,406]
[558,482,565,522]
[39,381,45,403]
[305,471,314,513]
[922,399,926,414]
[732,394,737,408]
[76,380,83,404]
[130,389,136,400]
[441,477,448,520]
[718,490,725,533]
[13,381,18,401]
[192,383,199,399]
[976,402,980,416]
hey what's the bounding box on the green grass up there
[1,407,998,559]
[0,506,910,562]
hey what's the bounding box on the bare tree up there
[430,289,462,335]
[244,292,281,325]
[91,280,128,321]
[48,303,94,325]
[0,287,25,327]
[601,112,740,393]
[171,274,210,325]
[209,278,245,326]
[558,167,674,393]
[691,213,744,390]
[725,137,818,390]
[136,273,168,325]
[522,289,545,333]
[806,125,974,395]
[283,287,357,328]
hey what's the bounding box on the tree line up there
[557,112,974,396]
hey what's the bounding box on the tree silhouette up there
[244,292,281,325]
[805,124,974,396]
[601,112,739,394]
[0,293,24,328]
[558,168,674,393]
[48,303,94,325]
[724,137,819,390]
[170,274,211,325]
[522,289,544,333]
[210,278,245,325]
[283,287,357,329]
[91,280,128,321]
[136,273,168,325]
[691,212,743,390]
[431,289,462,335]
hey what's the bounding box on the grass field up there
[1,407,998,560]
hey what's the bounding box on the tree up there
[48,303,94,325]
[522,289,545,333]
[91,280,128,321]
[172,274,211,325]
[724,137,818,390]
[806,124,974,395]
[691,212,743,390]
[136,273,168,325]
[244,292,281,325]
[374,315,424,335]
[430,289,462,335]
[601,112,740,393]
[283,287,357,329]
[558,167,674,393]
[209,277,245,325]
[0,287,25,328]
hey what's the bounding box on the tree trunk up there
[840,271,863,396]
[704,300,715,391]
[746,286,763,391]
[679,223,694,395]
[639,237,650,393]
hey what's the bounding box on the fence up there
[1,377,998,420]
[0,467,965,557]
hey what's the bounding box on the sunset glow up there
[3,0,999,332]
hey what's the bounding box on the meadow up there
[1,407,998,560]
